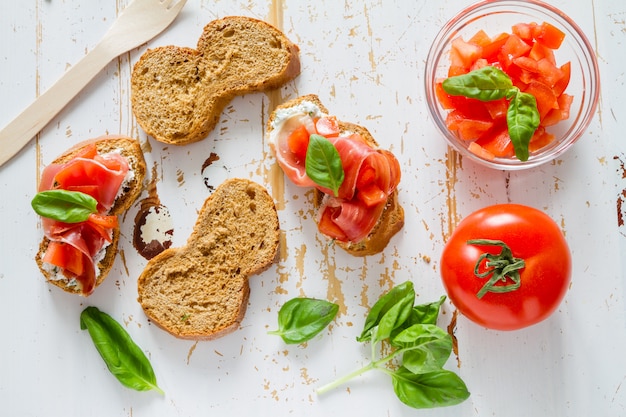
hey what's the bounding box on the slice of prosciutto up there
[39,143,129,295]
[270,109,401,243]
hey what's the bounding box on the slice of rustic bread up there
[36,135,147,295]
[137,178,280,340]
[131,16,300,145]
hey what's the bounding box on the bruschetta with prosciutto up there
[33,136,146,295]
[267,94,404,256]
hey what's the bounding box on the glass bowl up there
[424,0,600,170]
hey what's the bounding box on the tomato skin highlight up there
[440,204,571,331]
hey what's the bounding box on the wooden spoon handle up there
[0,43,113,167]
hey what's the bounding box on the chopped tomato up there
[529,126,556,152]
[511,22,538,43]
[535,22,566,49]
[468,142,495,160]
[524,80,558,118]
[553,62,571,97]
[315,116,340,137]
[502,34,532,59]
[457,119,494,141]
[482,33,509,63]
[468,30,492,47]
[475,123,515,158]
[450,36,483,70]
[42,241,85,276]
[435,21,573,158]
[287,125,310,163]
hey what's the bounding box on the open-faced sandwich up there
[32,136,146,296]
[267,94,404,256]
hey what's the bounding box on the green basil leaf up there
[32,189,98,223]
[357,281,415,343]
[442,66,513,101]
[392,324,452,373]
[507,91,541,161]
[80,306,163,394]
[405,295,446,326]
[305,134,345,196]
[391,367,470,409]
[268,298,339,344]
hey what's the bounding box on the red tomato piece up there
[502,34,532,58]
[315,116,340,137]
[356,163,387,207]
[483,98,509,120]
[529,126,555,152]
[440,204,571,331]
[451,36,483,70]
[553,61,571,97]
[42,241,85,276]
[475,123,515,158]
[467,142,495,160]
[457,119,494,141]
[535,21,566,49]
[468,29,492,47]
[524,80,558,118]
[536,58,564,87]
[287,125,310,163]
[542,93,574,126]
[481,33,509,63]
[529,41,556,65]
[511,22,537,43]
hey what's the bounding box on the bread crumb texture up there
[137,178,280,340]
[131,16,300,145]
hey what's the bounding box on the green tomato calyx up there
[467,239,525,299]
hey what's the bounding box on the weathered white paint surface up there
[1,1,625,416]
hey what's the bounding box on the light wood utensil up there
[0,0,187,167]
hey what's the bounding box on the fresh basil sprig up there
[268,297,339,344]
[305,134,345,196]
[80,306,164,394]
[442,66,540,162]
[316,281,469,409]
[31,189,97,223]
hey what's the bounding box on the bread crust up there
[136,178,280,340]
[35,135,147,295]
[131,16,301,145]
[268,94,404,256]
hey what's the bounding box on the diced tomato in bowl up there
[424,0,600,170]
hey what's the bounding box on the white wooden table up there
[1,1,625,416]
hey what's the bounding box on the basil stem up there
[32,189,97,223]
[442,65,541,162]
[268,297,339,344]
[305,134,345,196]
[316,281,470,409]
[80,306,164,394]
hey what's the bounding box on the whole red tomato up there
[440,204,571,331]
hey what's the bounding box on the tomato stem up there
[467,239,525,299]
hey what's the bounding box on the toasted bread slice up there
[137,178,280,340]
[35,135,147,295]
[131,16,301,145]
[268,94,404,256]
